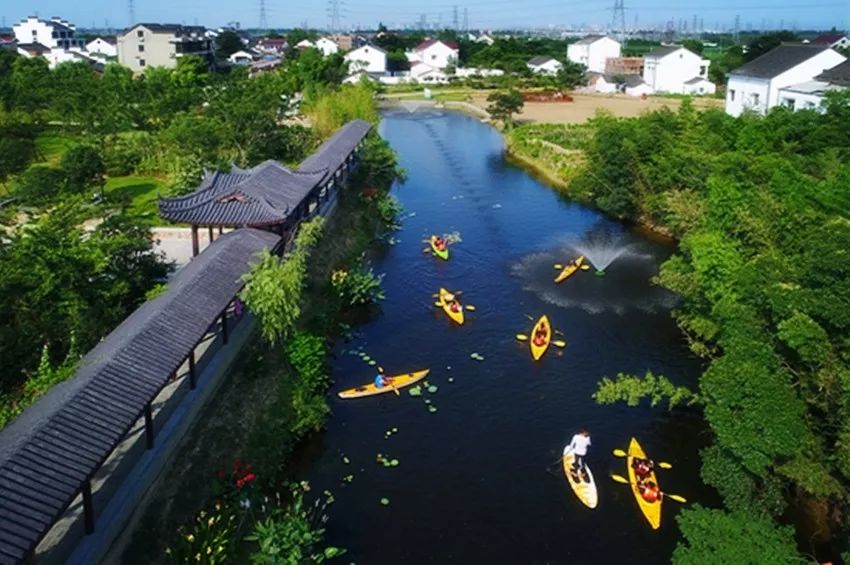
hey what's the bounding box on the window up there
[137,30,144,38]
[138,44,145,52]
[139,59,146,67]
[782,98,795,110]
[751,93,760,105]
[805,101,816,109]
[729,89,736,102]
[699,65,706,76]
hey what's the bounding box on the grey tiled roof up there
[0,228,280,563]
[528,55,556,66]
[730,43,832,79]
[574,34,608,45]
[160,120,372,227]
[299,119,372,177]
[816,59,850,86]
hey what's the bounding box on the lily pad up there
[408,385,422,397]
[343,456,350,464]
[390,459,399,467]
[428,406,438,413]
[362,355,371,361]
[368,360,377,366]
[427,385,438,393]
[448,377,454,383]
[380,498,390,506]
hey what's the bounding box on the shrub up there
[10,165,66,205]
[330,263,385,306]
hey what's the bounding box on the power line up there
[611,0,626,40]
[128,0,135,26]
[328,0,343,32]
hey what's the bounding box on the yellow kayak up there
[554,256,585,283]
[627,437,662,530]
[563,448,598,509]
[430,235,449,260]
[338,369,430,399]
[438,288,464,325]
[530,315,551,361]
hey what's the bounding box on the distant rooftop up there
[528,55,556,66]
[645,45,685,59]
[816,59,850,87]
[574,34,613,45]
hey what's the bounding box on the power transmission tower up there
[128,0,135,26]
[463,8,469,31]
[692,15,698,35]
[259,0,268,30]
[328,0,342,33]
[453,5,459,31]
[611,0,626,40]
[733,14,740,43]
[419,13,427,30]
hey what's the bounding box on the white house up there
[344,44,387,74]
[316,37,339,57]
[622,74,653,96]
[86,37,117,58]
[475,34,496,46]
[774,60,850,112]
[813,34,850,50]
[567,35,621,73]
[228,49,256,65]
[683,76,717,95]
[725,44,846,116]
[590,73,651,96]
[527,56,563,75]
[409,39,459,70]
[643,45,713,94]
[588,73,618,94]
[13,16,83,49]
[296,39,315,50]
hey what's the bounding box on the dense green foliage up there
[533,94,850,558]
[0,201,171,410]
[241,217,325,345]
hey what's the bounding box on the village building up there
[642,45,714,94]
[86,37,118,58]
[812,33,850,50]
[13,16,84,50]
[527,56,564,75]
[117,23,213,72]
[344,44,387,74]
[725,43,846,116]
[316,37,339,57]
[567,35,621,73]
[407,39,460,70]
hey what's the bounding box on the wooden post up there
[221,309,229,345]
[191,225,199,257]
[83,481,94,534]
[208,226,214,244]
[189,351,197,390]
[144,404,154,449]
[218,226,223,235]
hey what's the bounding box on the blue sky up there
[0,0,845,32]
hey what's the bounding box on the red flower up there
[236,479,245,489]
[243,473,256,484]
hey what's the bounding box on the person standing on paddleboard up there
[568,429,591,475]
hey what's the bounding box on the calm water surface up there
[300,110,714,563]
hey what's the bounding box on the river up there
[299,109,714,563]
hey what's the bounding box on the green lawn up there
[34,133,75,166]
[104,175,168,220]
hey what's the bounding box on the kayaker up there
[373,367,391,388]
[632,457,654,478]
[450,301,460,313]
[568,429,591,474]
[434,236,446,250]
[638,480,661,503]
[533,321,549,346]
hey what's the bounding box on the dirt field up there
[469,91,724,124]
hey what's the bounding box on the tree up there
[682,39,705,55]
[61,144,105,197]
[486,89,524,129]
[553,61,586,89]
[673,506,800,564]
[745,32,799,61]
[10,56,52,115]
[215,30,244,58]
[11,166,66,205]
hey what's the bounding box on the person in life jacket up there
[434,236,446,250]
[632,457,654,478]
[533,320,549,346]
[638,480,661,503]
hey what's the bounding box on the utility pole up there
[259,0,268,30]
[128,0,135,26]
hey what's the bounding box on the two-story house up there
[118,23,213,73]
[86,37,118,58]
[316,37,339,57]
[344,44,387,74]
[567,35,621,73]
[408,39,460,70]
[642,45,715,94]
[13,16,84,50]
[725,44,846,116]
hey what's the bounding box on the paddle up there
[554,264,564,269]
[610,474,687,503]
[516,334,529,341]
[465,305,476,311]
[552,340,567,348]
[612,449,673,470]
[376,366,399,396]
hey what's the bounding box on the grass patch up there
[104,175,168,220]
[34,133,75,166]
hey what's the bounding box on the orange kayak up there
[529,315,551,361]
